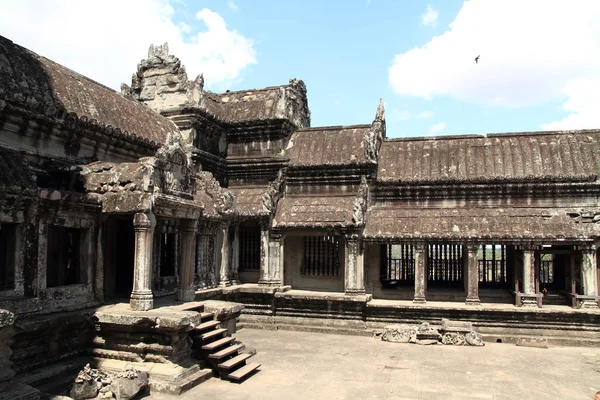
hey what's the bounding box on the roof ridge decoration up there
[363,99,386,163]
[274,78,311,128]
[261,169,286,214]
[196,170,234,216]
[125,42,204,114]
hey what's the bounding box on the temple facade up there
[1,35,600,396]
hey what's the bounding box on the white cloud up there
[416,111,434,119]
[0,0,256,91]
[421,5,439,26]
[429,122,446,134]
[228,1,239,12]
[389,0,600,130]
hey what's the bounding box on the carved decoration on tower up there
[128,42,204,113]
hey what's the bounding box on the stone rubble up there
[70,364,148,400]
[380,320,485,347]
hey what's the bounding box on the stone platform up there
[198,284,600,347]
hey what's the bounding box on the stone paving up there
[148,328,600,400]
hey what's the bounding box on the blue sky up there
[2,1,600,138]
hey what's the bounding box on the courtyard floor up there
[148,328,600,400]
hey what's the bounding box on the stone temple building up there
[0,35,599,396]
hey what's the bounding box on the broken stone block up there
[465,331,485,346]
[416,322,441,341]
[111,364,148,400]
[440,318,473,333]
[69,379,98,400]
[381,324,417,343]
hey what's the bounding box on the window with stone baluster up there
[301,236,340,276]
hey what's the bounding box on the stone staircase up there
[192,310,261,382]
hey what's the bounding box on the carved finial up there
[375,98,385,122]
[148,42,169,59]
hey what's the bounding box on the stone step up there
[228,362,261,381]
[201,328,228,342]
[202,336,234,351]
[209,343,245,360]
[199,312,214,321]
[196,320,220,331]
[218,352,253,369]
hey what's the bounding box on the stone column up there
[176,220,198,302]
[218,222,231,287]
[521,247,537,307]
[465,244,481,305]
[258,222,270,285]
[413,243,427,303]
[580,243,599,309]
[230,223,240,285]
[130,212,155,311]
[260,233,283,286]
[344,234,365,295]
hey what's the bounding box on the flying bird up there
[475,55,480,64]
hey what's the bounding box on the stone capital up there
[579,243,598,254]
[181,219,198,233]
[133,212,156,230]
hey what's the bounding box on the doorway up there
[103,217,135,300]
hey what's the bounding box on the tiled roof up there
[378,131,600,184]
[363,206,600,241]
[203,87,282,122]
[228,185,269,216]
[285,125,371,167]
[273,193,358,228]
[0,35,178,147]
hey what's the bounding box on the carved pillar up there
[465,244,481,305]
[130,212,155,311]
[258,221,270,285]
[260,233,283,286]
[580,243,599,309]
[218,222,231,287]
[413,243,427,303]
[230,223,240,285]
[176,220,198,302]
[344,234,365,295]
[521,247,537,307]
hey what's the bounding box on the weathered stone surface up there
[70,380,98,400]
[69,363,148,400]
[440,318,473,333]
[381,324,416,343]
[111,364,148,400]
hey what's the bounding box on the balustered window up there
[159,233,177,277]
[478,244,507,285]
[380,244,414,286]
[196,234,215,274]
[427,244,464,287]
[302,236,340,276]
[47,227,82,287]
